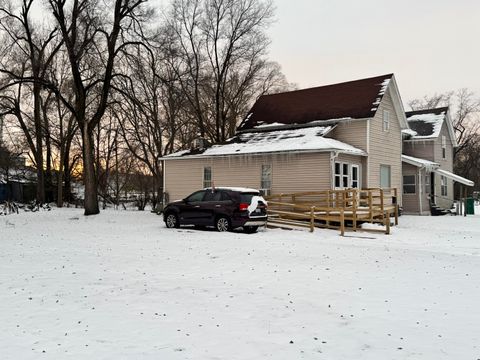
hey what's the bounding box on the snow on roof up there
[163,126,367,159]
[371,78,391,111]
[405,108,447,139]
[402,155,439,171]
[204,186,260,193]
[248,118,352,132]
[435,169,474,187]
[402,128,418,137]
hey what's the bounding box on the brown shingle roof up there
[405,107,448,137]
[238,74,394,131]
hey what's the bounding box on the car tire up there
[243,226,259,234]
[165,213,179,228]
[215,216,231,232]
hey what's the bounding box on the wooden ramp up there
[266,188,399,236]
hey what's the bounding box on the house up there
[162,74,409,205]
[401,108,474,214]
[161,74,474,215]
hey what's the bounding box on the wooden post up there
[394,204,399,226]
[352,189,357,231]
[368,191,373,222]
[310,206,316,230]
[385,212,390,235]
[340,208,345,236]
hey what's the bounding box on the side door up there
[179,190,206,224]
[200,190,223,224]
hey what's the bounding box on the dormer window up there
[383,110,390,132]
[442,135,446,159]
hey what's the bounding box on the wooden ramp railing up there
[266,188,398,236]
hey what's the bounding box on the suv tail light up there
[239,203,249,211]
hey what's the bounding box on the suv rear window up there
[240,193,260,203]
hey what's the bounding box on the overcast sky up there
[267,0,480,105]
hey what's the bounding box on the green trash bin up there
[466,197,475,215]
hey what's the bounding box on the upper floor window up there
[203,166,212,188]
[261,164,272,190]
[383,110,390,132]
[441,135,446,159]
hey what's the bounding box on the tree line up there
[0,0,290,214]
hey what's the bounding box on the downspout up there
[162,159,166,206]
[330,151,339,189]
[418,168,423,215]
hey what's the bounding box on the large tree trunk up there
[82,125,99,215]
[57,140,64,208]
[33,83,45,204]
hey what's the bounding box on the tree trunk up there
[33,83,45,204]
[57,143,64,208]
[82,124,99,215]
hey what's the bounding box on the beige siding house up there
[163,74,410,206]
[401,108,474,214]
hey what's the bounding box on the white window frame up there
[203,166,212,188]
[334,162,361,189]
[351,164,360,189]
[441,175,448,196]
[403,174,416,195]
[383,110,390,132]
[261,164,272,190]
[380,165,391,189]
[425,174,431,195]
[441,135,446,159]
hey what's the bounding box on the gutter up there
[160,148,368,161]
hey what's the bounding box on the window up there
[334,162,361,189]
[425,174,430,194]
[342,163,349,188]
[403,175,416,194]
[186,190,206,202]
[441,176,448,196]
[383,110,390,132]
[334,162,341,188]
[351,165,360,188]
[203,167,212,188]
[203,190,222,202]
[261,165,272,190]
[380,165,391,188]
[442,135,446,159]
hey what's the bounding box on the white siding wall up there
[368,88,403,205]
[164,152,334,201]
[433,122,455,209]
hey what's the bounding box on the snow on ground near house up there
[1,207,480,360]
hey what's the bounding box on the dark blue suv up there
[163,187,267,233]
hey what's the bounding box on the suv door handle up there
[215,205,221,207]
[194,205,200,208]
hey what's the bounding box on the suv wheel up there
[165,213,179,228]
[215,216,231,232]
[243,226,259,234]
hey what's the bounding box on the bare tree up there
[166,0,288,143]
[47,0,151,215]
[408,89,480,157]
[0,0,62,203]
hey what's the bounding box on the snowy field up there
[1,207,479,360]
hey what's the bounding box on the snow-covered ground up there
[1,207,479,359]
